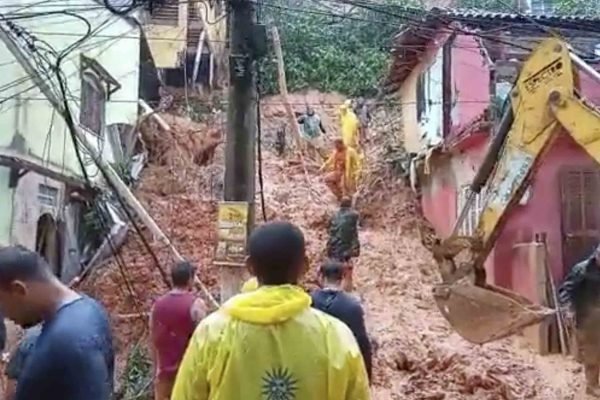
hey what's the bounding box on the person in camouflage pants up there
[558,244,600,397]
[326,197,360,291]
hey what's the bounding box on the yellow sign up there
[215,202,249,266]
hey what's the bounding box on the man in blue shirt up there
[0,245,114,400]
[4,325,42,400]
[311,260,372,382]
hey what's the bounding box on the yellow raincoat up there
[172,285,370,400]
[339,103,360,152]
[321,146,361,192]
[241,277,259,293]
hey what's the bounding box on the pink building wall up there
[417,34,600,301]
[448,34,490,140]
[493,133,599,290]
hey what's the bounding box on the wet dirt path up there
[355,227,585,399]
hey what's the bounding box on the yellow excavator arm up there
[430,38,600,344]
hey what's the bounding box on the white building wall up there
[0,0,141,276]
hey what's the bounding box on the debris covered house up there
[0,0,145,282]
[386,9,600,318]
[144,0,227,91]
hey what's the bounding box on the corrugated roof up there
[431,7,600,24]
[384,7,600,90]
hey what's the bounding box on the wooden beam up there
[0,150,89,189]
[138,99,171,131]
[192,30,206,88]
[271,26,302,149]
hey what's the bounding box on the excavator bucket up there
[433,281,555,344]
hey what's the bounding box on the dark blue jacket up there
[311,288,372,381]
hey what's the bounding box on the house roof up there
[385,7,600,91]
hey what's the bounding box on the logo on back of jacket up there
[262,367,298,400]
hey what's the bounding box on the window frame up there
[79,69,107,137]
[457,185,487,236]
[37,183,59,208]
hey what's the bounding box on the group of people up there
[297,98,370,202]
[0,219,370,400]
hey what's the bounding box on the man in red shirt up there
[150,261,207,400]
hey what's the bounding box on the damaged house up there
[144,0,227,92]
[0,0,146,282]
[386,9,600,335]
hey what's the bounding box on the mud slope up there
[259,92,584,399]
[86,91,584,398]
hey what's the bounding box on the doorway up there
[559,167,600,274]
[35,213,61,277]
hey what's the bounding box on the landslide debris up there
[83,91,581,399]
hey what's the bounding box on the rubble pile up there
[258,93,579,399]
[82,116,223,352]
[85,91,582,398]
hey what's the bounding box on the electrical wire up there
[1,14,173,290]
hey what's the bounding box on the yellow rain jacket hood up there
[241,277,259,293]
[172,285,370,400]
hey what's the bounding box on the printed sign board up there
[215,201,249,267]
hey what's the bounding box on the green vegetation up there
[456,0,600,16]
[260,0,418,97]
[118,343,153,400]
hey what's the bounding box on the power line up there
[0,95,505,105]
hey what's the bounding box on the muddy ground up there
[76,90,588,398]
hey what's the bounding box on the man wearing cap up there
[559,245,600,397]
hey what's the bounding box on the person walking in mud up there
[326,197,360,291]
[319,139,360,201]
[311,260,372,381]
[150,261,207,400]
[558,244,600,397]
[353,97,371,146]
[297,105,326,159]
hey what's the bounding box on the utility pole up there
[218,0,259,301]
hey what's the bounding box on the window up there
[456,185,487,236]
[416,72,427,122]
[38,184,59,207]
[80,70,106,136]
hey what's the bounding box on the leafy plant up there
[457,0,600,16]
[118,344,153,400]
[260,0,420,97]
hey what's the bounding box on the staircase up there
[187,1,204,50]
[150,0,179,26]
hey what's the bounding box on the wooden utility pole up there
[271,27,302,149]
[220,0,257,301]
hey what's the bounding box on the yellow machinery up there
[428,38,600,344]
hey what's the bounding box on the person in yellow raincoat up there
[339,100,360,152]
[241,276,258,293]
[172,221,370,400]
[320,139,361,201]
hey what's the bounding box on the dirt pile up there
[83,90,582,399]
[81,115,223,352]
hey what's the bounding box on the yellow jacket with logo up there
[171,285,370,400]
